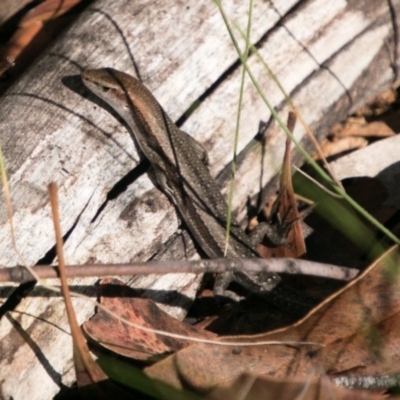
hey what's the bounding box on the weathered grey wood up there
[331,135,400,208]
[0,0,31,25]
[0,0,398,398]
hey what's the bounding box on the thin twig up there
[0,258,359,284]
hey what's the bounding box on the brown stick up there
[0,258,359,283]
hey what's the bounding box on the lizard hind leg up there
[213,272,244,302]
[213,270,281,302]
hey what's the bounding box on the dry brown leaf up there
[208,373,386,400]
[2,0,81,59]
[355,87,398,117]
[258,122,306,258]
[258,112,306,258]
[145,246,400,391]
[19,0,82,26]
[2,22,43,62]
[0,0,82,82]
[333,118,395,139]
[319,136,368,159]
[316,116,395,160]
[83,277,216,361]
[49,184,135,399]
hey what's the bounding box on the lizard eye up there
[100,85,110,92]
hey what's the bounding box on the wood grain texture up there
[0,0,32,25]
[0,0,398,398]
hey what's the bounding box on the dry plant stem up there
[1,175,320,350]
[293,166,343,199]
[215,0,400,246]
[0,259,359,283]
[0,142,42,283]
[0,183,325,349]
[232,22,343,190]
[49,182,82,339]
[224,0,253,255]
[0,143,26,266]
[48,182,109,383]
